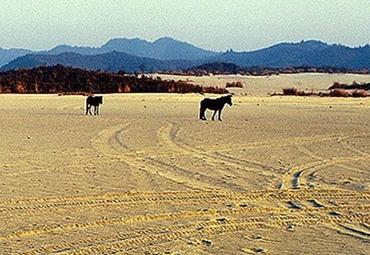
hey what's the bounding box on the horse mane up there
[220,95,232,100]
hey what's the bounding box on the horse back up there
[201,98,220,110]
[87,96,103,105]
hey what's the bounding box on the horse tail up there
[199,100,206,120]
[85,97,90,115]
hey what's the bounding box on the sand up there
[158,73,370,96]
[0,74,370,254]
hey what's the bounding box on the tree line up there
[0,65,228,94]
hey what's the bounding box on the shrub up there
[0,65,229,94]
[329,81,370,91]
[282,88,298,96]
[225,81,243,88]
[328,89,350,97]
[351,90,368,97]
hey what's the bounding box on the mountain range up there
[1,37,369,72]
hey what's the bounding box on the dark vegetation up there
[172,62,370,76]
[225,81,244,88]
[0,65,228,94]
[183,62,245,75]
[272,81,370,98]
[322,89,368,97]
[328,81,370,90]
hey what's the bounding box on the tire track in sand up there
[90,124,216,191]
[157,121,279,182]
[18,205,370,255]
[2,190,369,241]
[279,144,370,190]
[1,189,369,214]
[188,132,369,154]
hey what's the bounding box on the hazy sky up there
[1,0,369,51]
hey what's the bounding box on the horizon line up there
[1,36,370,53]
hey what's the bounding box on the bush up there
[329,81,370,90]
[0,65,229,94]
[225,81,243,88]
[351,90,368,97]
[328,89,350,97]
[282,88,298,96]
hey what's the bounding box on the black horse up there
[85,96,103,115]
[199,95,232,121]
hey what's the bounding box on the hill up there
[100,37,217,60]
[2,39,370,72]
[0,48,32,67]
[0,52,196,73]
[0,37,217,67]
[210,40,370,69]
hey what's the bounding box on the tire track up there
[334,223,370,241]
[158,121,279,182]
[0,192,235,214]
[279,147,370,190]
[91,124,216,191]
[190,133,369,154]
[1,189,369,214]
[2,198,369,243]
[19,206,370,255]
[338,135,370,157]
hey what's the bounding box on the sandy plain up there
[0,74,370,254]
[158,73,370,96]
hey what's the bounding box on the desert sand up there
[158,73,370,96]
[0,74,370,254]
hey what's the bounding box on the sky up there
[1,0,369,51]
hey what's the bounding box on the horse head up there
[225,95,233,106]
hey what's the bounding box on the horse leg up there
[86,103,91,115]
[97,105,99,115]
[212,110,217,121]
[218,110,222,121]
[200,106,206,120]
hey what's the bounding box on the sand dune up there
[158,73,370,96]
[1,78,370,254]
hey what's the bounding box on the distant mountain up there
[0,37,217,67]
[41,37,217,60]
[43,44,98,55]
[2,39,370,72]
[0,48,32,67]
[0,51,196,72]
[100,37,218,60]
[210,40,370,69]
